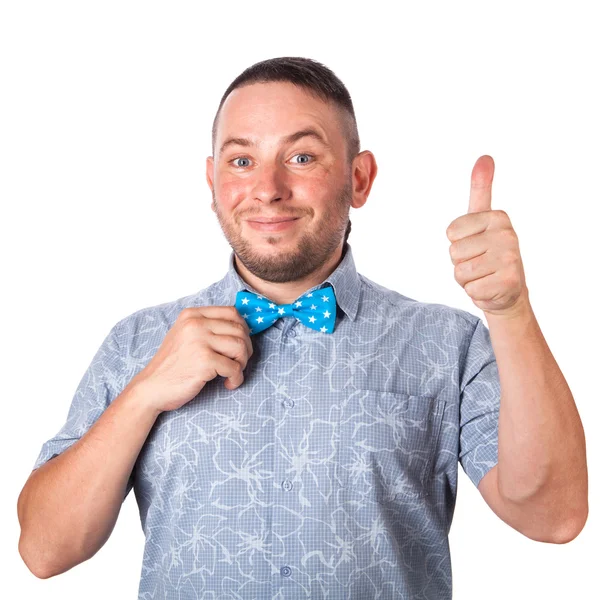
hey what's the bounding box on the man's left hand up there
[446,155,529,318]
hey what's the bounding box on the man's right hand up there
[131,306,254,414]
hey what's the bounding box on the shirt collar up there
[215,242,360,322]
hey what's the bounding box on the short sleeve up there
[31,321,134,501]
[458,317,501,489]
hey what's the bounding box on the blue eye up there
[229,153,315,168]
[290,153,314,164]
[231,156,251,168]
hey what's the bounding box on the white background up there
[2,1,598,598]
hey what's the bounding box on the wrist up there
[483,288,532,322]
[122,375,164,419]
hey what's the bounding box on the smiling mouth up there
[247,216,300,223]
[246,217,301,232]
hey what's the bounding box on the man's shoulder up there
[358,272,480,331]
[112,280,225,336]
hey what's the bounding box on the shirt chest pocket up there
[337,390,445,504]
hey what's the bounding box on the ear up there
[206,156,214,190]
[206,156,216,212]
[351,150,378,209]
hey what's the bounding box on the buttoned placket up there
[273,316,301,591]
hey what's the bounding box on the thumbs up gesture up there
[446,155,530,318]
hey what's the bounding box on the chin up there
[246,235,298,248]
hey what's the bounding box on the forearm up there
[18,378,161,578]
[485,292,588,531]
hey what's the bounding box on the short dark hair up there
[211,57,360,246]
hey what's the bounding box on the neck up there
[234,242,345,305]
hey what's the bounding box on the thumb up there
[468,155,495,213]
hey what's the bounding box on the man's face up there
[206,81,355,283]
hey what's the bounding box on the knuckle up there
[182,314,204,332]
[449,243,459,261]
[179,307,193,320]
[497,211,514,229]
[454,265,463,282]
[232,360,243,375]
[500,229,519,248]
[232,334,246,352]
[229,308,248,329]
[198,346,212,362]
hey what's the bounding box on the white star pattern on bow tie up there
[234,284,337,335]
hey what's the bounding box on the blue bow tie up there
[235,284,337,336]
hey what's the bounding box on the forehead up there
[217,82,342,142]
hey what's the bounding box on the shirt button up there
[282,479,293,491]
[280,565,292,577]
[282,398,295,409]
[288,329,296,337]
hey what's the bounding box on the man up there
[18,57,587,599]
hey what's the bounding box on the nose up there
[251,162,289,204]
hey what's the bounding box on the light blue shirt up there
[33,242,501,599]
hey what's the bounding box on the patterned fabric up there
[235,284,337,335]
[31,242,501,599]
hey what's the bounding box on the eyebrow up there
[218,127,331,158]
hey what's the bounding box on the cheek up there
[293,174,334,201]
[308,181,341,214]
[216,179,248,211]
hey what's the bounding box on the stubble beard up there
[212,179,352,283]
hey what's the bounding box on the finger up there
[468,155,495,214]
[454,252,496,287]
[211,352,245,389]
[449,230,489,265]
[206,319,253,363]
[181,305,252,335]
